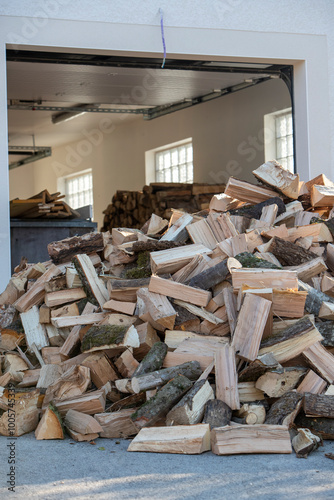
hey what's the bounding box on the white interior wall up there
[11,78,290,229]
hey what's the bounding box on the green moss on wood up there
[81,324,128,352]
[235,252,281,269]
[124,251,151,279]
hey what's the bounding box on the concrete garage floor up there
[0,433,334,500]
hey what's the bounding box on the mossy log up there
[48,232,104,264]
[81,324,129,352]
[228,197,286,220]
[130,361,202,394]
[202,399,232,429]
[298,280,334,315]
[265,391,303,426]
[260,317,314,350]
[294,412,334,440]
[131,241,184,253]
[124,251,151,279]
[267,237,317,266]
[131,374,193,428]
[235,252,280,269]
[188,258,229,290]
[315,321,334,347]
[132,341,168,377]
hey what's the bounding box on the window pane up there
[155,142,193,184]
[65,171,93,210]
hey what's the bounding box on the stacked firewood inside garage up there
[101,182,226,230]
[2,161,334,457]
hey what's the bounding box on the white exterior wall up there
[0,0,333,290]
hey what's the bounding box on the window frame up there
[264,107,294,173]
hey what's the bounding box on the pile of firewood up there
[10,189,80,219]
[2,160,334,457]
[101,182,226,230]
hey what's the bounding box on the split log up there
[107,277,150,302]
[128,424,211,454]
[44,288,86,308]
[52,387,107,416]
[173,299,224,325]
[315,321,334,348]
[132,341,168,377]
[234,252,279,269]
[73,254,109,308]
[229,196,286,220]
[20,305,49,352]
[51,312,106,328]
[0,389,40,436]
[66,267,82,289]
[296,370,327,394]
[211,424,292,455]
[131,240,184,253]
[44,275,67,293]
[43,365,91,407]
[160,213,193,242]
[115,350,139,378]
[102,299,136,316]
[15,264,62,312]
[81,324,139,354]
[286,258,327,282]
[187,259,228,291]
[137,288,176,331]
[224,177,279,204]
[202,399,232,428]
[235,403,266,425]
[148,275,212,307]
[267,237,317,266]
[94,409,139,438]
[255,367,306,398]
[298,280,334,316]
[311,184,334,207]
[186,218,217,250]
[81,352,118,388]
[64,409,103,434]
[166,380,214,425]
[35,404,64,440]
[150,244,212,275]
[0,277,26,306]
[131,374,193,428]
[50,302,80,319]
[302,342,334,384]
[253,160,300,199]
[259,317,323,363]
[303,393,334,418]
[272,289,307,318]
[232,294,272,361]
[238,353,281,382]
[292,428,321,458]
[294,413,334,440]
[231,268,298,291]
[215,345,240,410]
[66,429,99,442]
[133,322,160,360]
[130,361,202,394]
[36,364,63,390]
[265,391,303,426]
[47,232,104,263]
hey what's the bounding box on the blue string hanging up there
[159,8,166,68]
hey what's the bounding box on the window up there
[155,142,193,183]
[264,108,294,173]
[64,169,93,209]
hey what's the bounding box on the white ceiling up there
[7,58,272,154]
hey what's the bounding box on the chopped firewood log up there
[286,258,327,283]
[81,324,139,354]
[146,214,169,236]
[43,365,91,408]
[0,389,40,436]
[187,258,228,291]
[267,237,317,266]
[287,223,333,243]
[131,374,193,428]
[232,294,272,361]
[235,403,266,425]
[51,312,105,329]
[133,322,160,360]
[259,317,323,363]
[321,275,334,297]
[253,160,300,199]
[272,289,307,318]
[292,428,321,458]
[3,353,29,383]
[39,304,51,324]
[296,370,327,394]
[47,232,104,263]
[64,409,103,434]
[206,290,225,313]
[294,413,334,440]
[305,173,334,191]
[215,345,240,410]
[200,305,230,337]
[238,353,281,382]
[186,219,218,250]
[81,352,118,388]
[217,213,239,238]
[65,268,82,289]
[94,409,139,438]
[132,341,168,377]
[231,268,298,291]
[302,342,334,384]
[224,177,279,204]
[115,350,139,378]
[303,393,334,418]
[160,213,193,242]
[20,305,49,352]
[129,361,202,394]
[35,404,64,440]
[150,244,212,275]
[265,391,303,426]
[166,380,214,425]
[128,424,211,454]
[36,364,63,390]
[66,429,99,442]
[173,299,224,325]
[315,321,334,348]
[44,288,86,308]
[172,254,210,284]
[107,277,150,302]
[164,330,212,349]
[238,382,265,402]
[211,424,292,455]
[50,302,80,319]
[298,280,334,316]
[44,275,67,293]
[310,184,334,207]
[0,329,25,351]
[0,277,26,306]
[15,264,61,312]
[137,288,176,330]
[103,299,136,315]
[73,254,108,308]
[112,227,139,246]
[52,386,107,416]
[148,275,212,307]
[255,367,306,398]
[202,399,232,428]
[209,193,235,212]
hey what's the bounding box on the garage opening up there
[6,49,293,269]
